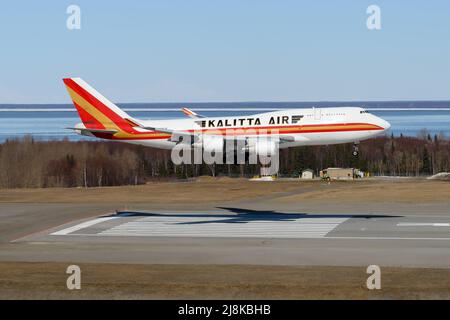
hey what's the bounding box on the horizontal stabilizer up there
[66,127,118,134]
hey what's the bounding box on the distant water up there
[1,101,450,142]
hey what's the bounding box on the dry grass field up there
[275,179,450,203]
[0,262,448,299]
[0,178,307,203]
[0,178,449,204]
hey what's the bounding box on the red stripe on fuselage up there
[185,122,383,134]
[107,123,383,140]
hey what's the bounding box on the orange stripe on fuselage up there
[109,122,383,141]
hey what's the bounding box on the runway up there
[28,210,450,241]
[3,204,450,268]
[49,212,350,238]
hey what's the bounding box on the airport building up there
[301,169,315,179]
[320,168,361,180]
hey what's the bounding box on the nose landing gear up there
[352,143,359,157]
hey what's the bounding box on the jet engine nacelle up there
[248,139,278,156]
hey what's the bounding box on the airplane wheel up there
[352,142,359,157]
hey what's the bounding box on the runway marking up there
[48,214,450,240]
[325,236,450,241]
[50,217,118,235]
[397,223,450,227]
[94,216,349,239]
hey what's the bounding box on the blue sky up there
[0,1,449,103]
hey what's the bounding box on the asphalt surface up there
[1,203,450,268]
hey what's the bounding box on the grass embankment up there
[1,179,449,204]
[0,262,448,299]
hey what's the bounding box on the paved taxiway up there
[2,204,450,268]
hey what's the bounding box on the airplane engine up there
[248,139,278,156]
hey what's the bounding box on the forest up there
[0,132,449,188]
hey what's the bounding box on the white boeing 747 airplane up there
[63,78,391,157]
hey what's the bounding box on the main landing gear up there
[352,142,359,157]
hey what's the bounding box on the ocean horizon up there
[1,101,450,142]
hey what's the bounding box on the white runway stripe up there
[98,216,349,238]
[50,217,118,235]
[397,223,450,227]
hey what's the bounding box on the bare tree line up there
[0,133,449,188]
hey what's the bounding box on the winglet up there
[181,107,205,119]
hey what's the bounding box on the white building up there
[301,169,314,179]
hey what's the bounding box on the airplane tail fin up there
[62,78,142,131]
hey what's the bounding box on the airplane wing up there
[143,126,195,142]
[181,107,206,119]
[143,126,189,136]
[144,126,296,144]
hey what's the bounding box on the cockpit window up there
[360,110,370,114]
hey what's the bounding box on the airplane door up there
[314,107,321,120]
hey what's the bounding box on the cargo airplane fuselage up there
[63,78,391,155]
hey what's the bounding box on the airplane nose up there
[380,118,391,131]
